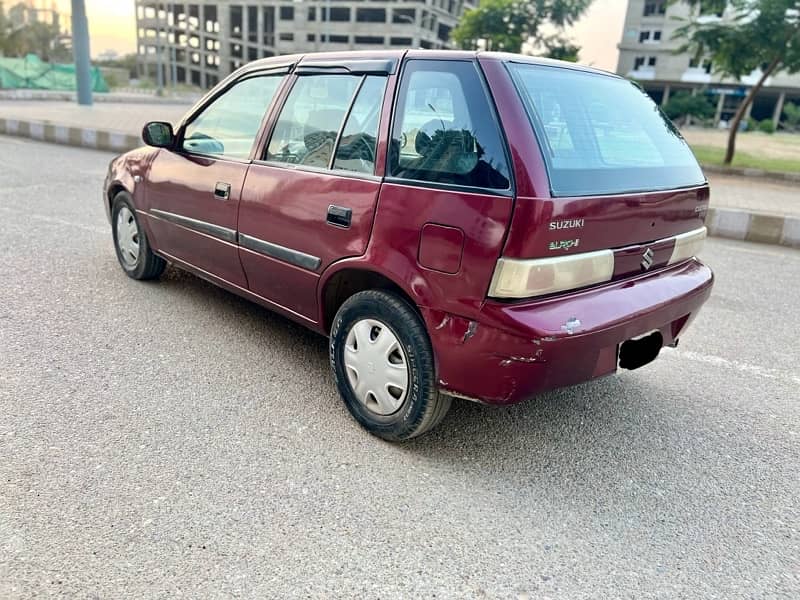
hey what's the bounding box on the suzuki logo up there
[641,248,655,271]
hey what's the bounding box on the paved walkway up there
[1,99,798,217]
[0,100,190,135]
[706,173,800,217]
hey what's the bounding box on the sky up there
[51,0,625,71]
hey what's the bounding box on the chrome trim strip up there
[382,177,514,198]
[671,226,707,244]
[612,226,708,252]
[251,160,382,183]
[149,209,237,243]
[238,233,322,271]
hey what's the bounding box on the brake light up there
[488,250,615,299]
[668,227,706,266]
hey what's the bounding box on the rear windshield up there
[507,63,706,197]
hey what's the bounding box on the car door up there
[143,71,287,288]
[238,61,394,321]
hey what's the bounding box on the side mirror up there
[142,121,175,148]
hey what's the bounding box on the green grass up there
[691,144,800,174]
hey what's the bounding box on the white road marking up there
[662,347,800,385]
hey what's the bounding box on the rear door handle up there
[327,205,352,228]
[214,182,231,200]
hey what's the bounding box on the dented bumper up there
[422,258,714,405]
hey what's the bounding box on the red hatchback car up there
[104,50,713,440]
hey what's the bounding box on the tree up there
[451,0,591,55]
[543,37,580,62]
[5,20,69,62]
[662,91,716,126]
[100,53,138,80]
[675,0,800,164]
[0,2,70,61]
[0,3,10,56]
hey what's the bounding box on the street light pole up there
[169,2,177,87]
[155,3,164,95]
[70,0,93,106]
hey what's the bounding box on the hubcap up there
[116,206,140,267]
[343,319,409,416]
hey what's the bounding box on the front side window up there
[182,75,283,159]
[507,63,705,196]
[389,60,510,190]
[267,75,361,168]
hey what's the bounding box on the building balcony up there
[681,68,712,84]
[627,67,656,80]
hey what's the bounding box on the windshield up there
[507,63,706,197]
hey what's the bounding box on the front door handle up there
[214,182,231,200]
[327,205,352,228]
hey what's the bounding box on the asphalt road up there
[1,136,798,599]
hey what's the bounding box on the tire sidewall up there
[330,292,436,440]
[111,192,147,279]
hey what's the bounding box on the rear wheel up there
[111,192,165,280]
[330,290,451,441]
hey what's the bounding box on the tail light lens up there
[488,250,614,299]
[668,227,706,265]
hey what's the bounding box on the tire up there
[330,290,451,441]
[111,192,165,281]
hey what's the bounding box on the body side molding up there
[238,233,322,271]
[149,208,237,243]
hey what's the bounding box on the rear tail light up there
[488,250,614,299]
[668,227,706,265]
[489,226,707,300]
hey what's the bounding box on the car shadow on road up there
[156,266,708,483]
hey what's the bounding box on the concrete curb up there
[1,118,798,250]
[706,207,800,249]
[0,89,197,105]
[0,117,140,154]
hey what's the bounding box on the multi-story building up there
[617,0,800,127]
[5,0,62,29]
[135,0,472,89]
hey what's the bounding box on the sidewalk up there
[0,100,190,136]
[1,99,798,248]
[0,89,201,105]
[705,173,800,217]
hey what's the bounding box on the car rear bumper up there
[422,258,714,405]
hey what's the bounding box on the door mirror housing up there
[142,121,175,148]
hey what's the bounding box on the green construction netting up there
[0,54,109,92]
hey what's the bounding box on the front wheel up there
[330,290,451,441]
[111,192,165,280]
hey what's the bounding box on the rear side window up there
[267,75,361,168]
[333,76,387,175]
[507,63,705,196]
[389,60,510,191]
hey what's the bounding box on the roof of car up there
[240,49,620,79]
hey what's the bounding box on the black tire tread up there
[331,289,450,441]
